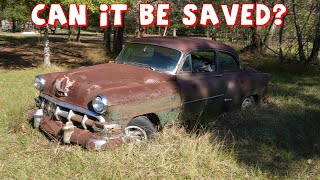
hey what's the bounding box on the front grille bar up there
[67,110,75,122]
[82,115,88,130]
[40,93,105,123]
[54,107,94,129]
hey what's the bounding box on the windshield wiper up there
[126,62,157,71]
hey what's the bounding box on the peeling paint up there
[54,75,75,97]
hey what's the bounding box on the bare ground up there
[0,33,110,70]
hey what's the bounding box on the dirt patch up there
[0,33,110,69]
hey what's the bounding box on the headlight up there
[34,75,45,91]
[92,95,109,113]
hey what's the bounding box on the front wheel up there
[126,116,156,140]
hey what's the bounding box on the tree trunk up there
[173,28,177,37]
[292,0,307,62]
[250,26,262,52]
[104,26,112,54]
[278,16,286,63]
[262,21,276,53]
[76,27,81,42]
[43,25,51,68]
[249,0,262,52]
[137,26,141,38]
[306,1,320,64]
[103,13,112,54]
[68,26,71,42]
[12,20,16,32]
[264,0,292,54]
[114,14,125,55]
[163,27,168,36]
[113,27,117,53]
[114,26,124,55]
[206,28,210,39]
[138,27,145,38]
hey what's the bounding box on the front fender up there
[103,81,182,125]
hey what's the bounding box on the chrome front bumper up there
[33,94,147,150]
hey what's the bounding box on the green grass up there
[0,68,264,179]
[214,72,320,178]
[0,34,319,179]
[0,64,319,179]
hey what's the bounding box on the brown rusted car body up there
[32,37,269,150]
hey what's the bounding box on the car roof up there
[130,36,239,60]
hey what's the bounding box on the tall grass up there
[0,68,266,179]
[0,62,319,179]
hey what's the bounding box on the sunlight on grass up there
[0,66,319,179]
[0,66,266,179]
[0,67,65,131]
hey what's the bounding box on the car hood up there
[42,63,176,108]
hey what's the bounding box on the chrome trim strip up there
[183,94,224,104]
[40,93,105,122]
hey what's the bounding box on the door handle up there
[215,74,223,77]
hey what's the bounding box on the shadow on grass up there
[0,51,36,69]
[0,34,107,69]
[213,104,320,176]
[185,73,320,177]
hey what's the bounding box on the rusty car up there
[32,37,269,150]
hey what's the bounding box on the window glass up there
[181,55,192,72]
[116,43,182,73]
[216,52,238,71]
[190,51,216,73]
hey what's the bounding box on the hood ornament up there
[54,76,75,97]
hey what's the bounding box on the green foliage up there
[0,4,29,21]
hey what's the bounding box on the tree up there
[292,0,306,62]
[101,0,131,55]
[0,2,29,32]
[291,0,320,64]
[306,1,320,64]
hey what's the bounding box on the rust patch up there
[69,128,99,145]
[88,85,102,92]
[40,117,126,150]
[39,117,63,139]
[54,75,75,97]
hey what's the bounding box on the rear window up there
[216,52,239,71]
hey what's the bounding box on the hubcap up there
[241,97,254,110]
[124,126,148,143]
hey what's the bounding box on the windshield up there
[116,43,182,73]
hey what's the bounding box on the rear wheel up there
[126,116,156,140]
[241,96,255,110]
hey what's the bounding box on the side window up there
[181,55,192,72]
[190,51,216,73]
[216,52,239,71]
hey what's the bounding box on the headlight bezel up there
[34,75,46,91]
[92,95,109,114]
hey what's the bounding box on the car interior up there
[181,51,217,73]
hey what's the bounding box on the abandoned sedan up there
[32,37,269,150]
